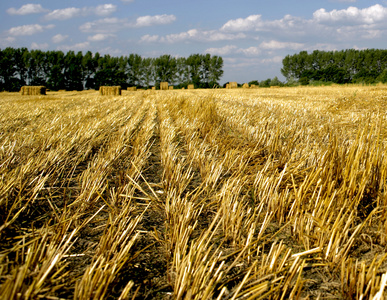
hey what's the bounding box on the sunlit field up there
[1,85,387,299]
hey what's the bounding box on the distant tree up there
[299,77,309,86]
[186,54,202,87]
[377,69,387,83]
[82,51,96,89]
[141,58,154,89]
[248,80,259,86]
[46,50,65,90]
[270,76,283,86]
[260,78,271,87]
[0,47,225,91]
[0,48,20,91]
[126,54,142,87]
[154,54,177,84]
[64,51,83,91]
[208,55,223,87]
[282,49,387,84]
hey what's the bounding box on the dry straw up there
[20,86,46,95]
[99,86,122,95]
[127,87,137,91]
[160,82,169,90]
[228,82,238,89]
[242,83,249,88]
[188,84,194,89]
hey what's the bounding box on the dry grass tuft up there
[99,86,122,95]
[228,82,238,89]
[20,86,46,95]
[160,82,169,90]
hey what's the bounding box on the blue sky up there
[1,0,387,84]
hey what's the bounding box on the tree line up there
[0,47,224,92]
[281,49,387,85]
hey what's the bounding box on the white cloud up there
[80,18,124,33]
[313,4,387,24]
[146,29,246,43]
[135,14,176,27]
[221,15,263,32]
[205,45,238,56]
[7,4,48,15]
[94,4,117,16]
[45,4,116,21]
[81,14,176,33]
[139,34,160,43]
[0,36,16,48]
[8,24,55,36]
[237,47,262,56]
[329,0,356,2]
[52,34,68,43]
[58,42,91,52]
[261,56,284,64]
[221,14,309,34]
[45,7,81,21]
[88,33,115,42]
[31,42,49,50]
[260,40,304,50]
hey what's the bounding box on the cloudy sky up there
[1,0,387,84]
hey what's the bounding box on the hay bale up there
[227,82,238,89]
[99,86,122,95]
[127,87,137,91]
[20,86,46,95]
[152,87,156,90]
[160,82,169,90]
[59,89,67,92]
[187,84,194,89]
[250,84,256,88]
[169,86,173,90]
[242,83,249,88]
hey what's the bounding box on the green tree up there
[141,58,154,89]
[46,50,65,91]
[127,54,142,87]
[64,51,84,91]
[154,54,177,84]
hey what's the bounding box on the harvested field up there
[1,85,387,299]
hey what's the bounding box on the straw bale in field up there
[99,86,122,95]
[20,86,46,95]
[228,82,238,89]
[59,89,66,92]
[226,84,229,89]
[127,87,137,91]
[250,84,256,88]
[169,86,173,90]
[152,87,156,90]
[160,82,169,90]
[242,83,249,88]
[188,84,194,89]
